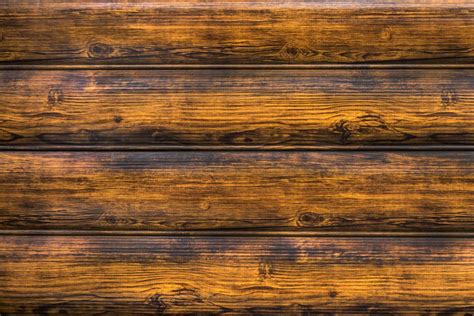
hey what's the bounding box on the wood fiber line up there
[0,151,472,231]
[1,69,473,148]
[0,0,473,64]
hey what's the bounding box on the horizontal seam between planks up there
[1,64,474,70]
[0,146,474,152]
[0,230,473,238]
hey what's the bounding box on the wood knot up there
[200,199,211,211]
[88,42,114,57]
[441,89,458,109]
[331,119,352,144]
[329,114,413,145]
[220,127,290,145]
[0,128,23,143]
[279,42,315,61]
[113,115,123,123]
[258,261,273,280]
[101,213,137,226]
[329,290,338,298]
[297,212,324,227]
[47,88,64,107]
[146,294,166,313]
[381,27,393,41]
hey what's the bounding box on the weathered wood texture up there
[1,69,474,148]
[1,1,473,64]
[1,151,473,231]
[0,236,473,314]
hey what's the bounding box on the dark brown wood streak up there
[0,69,473,148]
[0,0,473,65]
[0,236,473,314]
[0,151,472,232]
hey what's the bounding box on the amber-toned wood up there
[1,69,473,148]
[1,151,472,231]
[1,0,473,313]
[1,1,473,64]
[0,235,473,314]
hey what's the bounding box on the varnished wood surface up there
[1,69,474,148]
[1,0,473,65]
[1,151,472,231]
[0,236,473,314]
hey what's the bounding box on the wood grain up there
[2,1,474,313]
[1,0,473,64]
[1,151,472,231]
[0,235,473,314]
[1,69,474,148]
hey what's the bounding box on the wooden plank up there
[1,69,474,148]
[1,151,472,231]
[0,236,473,314]
[1,1,473,64]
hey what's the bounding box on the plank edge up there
[1,230,474,237]
[2,64,474,70]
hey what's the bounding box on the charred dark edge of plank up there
[1,145,474,151]
[1,64,474,70]
[1,230,473,237]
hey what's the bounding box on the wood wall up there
[0,0,473,314]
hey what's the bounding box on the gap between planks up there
[1,64,474,70]
[1,230,473,238]
[1,146,474,151]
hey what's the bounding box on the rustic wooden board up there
[1,69,474,148]
[1,151,472,231]
[1,1,473,64]
[0,235,473,314]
